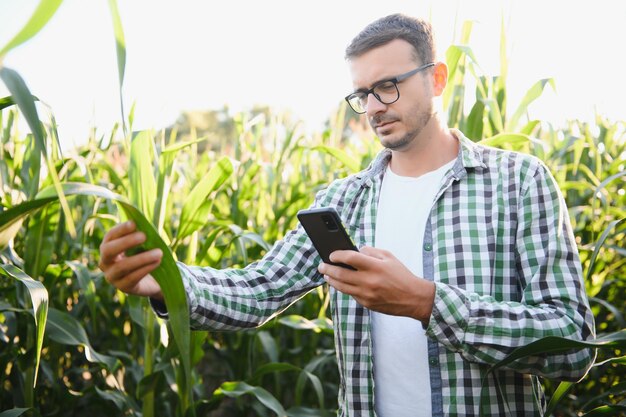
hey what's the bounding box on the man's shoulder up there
[313,150,389,208]
[464,137,546,178]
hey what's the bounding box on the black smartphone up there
[297,207,358,270]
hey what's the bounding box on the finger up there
[319,262,360,285]
[323,272,359,296]
[99,231,146,266]
[105,248,162,283]
[358,246,388,259]
[114,261,162,295]
[101,221,136,244]
[329,250,378,270]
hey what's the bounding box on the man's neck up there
[388,120,459,178]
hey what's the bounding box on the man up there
[99,14,595,416]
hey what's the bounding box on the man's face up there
[348,39,435,152]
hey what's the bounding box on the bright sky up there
[1,0,625,151]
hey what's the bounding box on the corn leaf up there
[581,405,626,416]
[586,218,626,283]
[0,264,48,386]
[508,78,556,130]
[0,67,76,237]
[0,96,15,111]
[478,133,529,149]
[545,381,574,416]
[0,182,191,383]
[176,156,233,243]
[309,145,360,173]
[213,381,287,417]
[129,130,157,222]
[106,0,126,88]
[65,260,98,324]
[46,308,119,371]
[479,330,626,416]
[0,409,31,417]
[0,0,64,58]
[106,0,127,135]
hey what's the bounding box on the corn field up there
[1,3,625,417]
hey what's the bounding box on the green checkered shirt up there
[174,129,595,416]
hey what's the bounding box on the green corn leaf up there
[593,354,626,367]
[478,330,626,416]
[295,353,335,409]
[161,136,209,154]
[106,0,126,87]
[0,0,64,58]
[586,218,626,284]
[0,409,31,417]
[23,207,55,279]
[488,330,626,373]
[589,297,626,328]
[309,145,360,173]
[279,315,333,334]
[213,381,287,417]
[0,196,57,245]
[0,264,48,386]
[65,260,98,324]
[95,386,139,412]
[581,405,626,416]
[176,156,234,243]
[465,100,485,141]
[155,136,210,232]
[545,381,575,416]
[250,362,300,384]
[0,68,44,196]
[136,370,164,399]
[593,169,626,205]
[481,98,504,134]
[0,67,76,237]
[508,78,556,130]
[520,120,540,136]
[129,130,157,222]
[285,407,335,417]
[106,0,127,135]
[46,307,119,371]
[0,96,15,111]
[257,330,279,363]
[0,182,191,383]
[478,133,530,149]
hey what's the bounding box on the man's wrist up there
[412,280,435,325]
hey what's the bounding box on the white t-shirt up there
[372,159,455,417]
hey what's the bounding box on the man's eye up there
[375,82,396,93]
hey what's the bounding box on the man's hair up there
[345,14,436,65]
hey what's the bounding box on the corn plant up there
[1,2,625,416]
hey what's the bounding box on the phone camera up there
[321,214,339,231]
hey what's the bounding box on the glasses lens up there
[347,93,367,114]
[373,81,399,105]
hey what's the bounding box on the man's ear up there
[432,62,448,96]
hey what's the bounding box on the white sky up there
[1,0,625,151]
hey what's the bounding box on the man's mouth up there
[374,120,397,130]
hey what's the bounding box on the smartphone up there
[297,207,358,270]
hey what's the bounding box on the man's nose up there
[365,93,387,117]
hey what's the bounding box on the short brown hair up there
[345,14,436,66]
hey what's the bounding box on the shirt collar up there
[355,128,487,185]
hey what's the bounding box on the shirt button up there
[428,356,439,366]
[424,243,433,251]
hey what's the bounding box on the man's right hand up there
[99,221,164,301]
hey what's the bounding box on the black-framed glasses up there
[344,62,435,114]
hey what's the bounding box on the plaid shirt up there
[173,130,595,416]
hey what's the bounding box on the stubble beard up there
[375,110,435,152]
